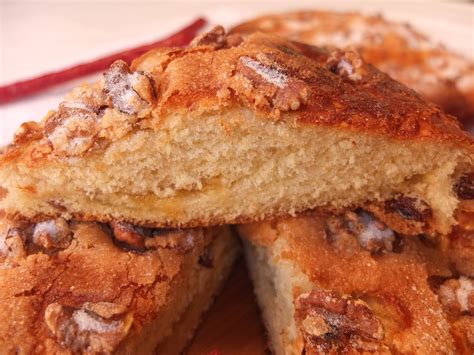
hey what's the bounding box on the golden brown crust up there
[231,11,474,125]
[238,210,473,353]
[0,217,233,353]
[1,27,472,164]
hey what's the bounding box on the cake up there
[238,212,473,354]
[0,27,472,231]
[0,216,239,353]
[231,11,474,126]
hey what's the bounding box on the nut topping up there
[385,196,432,222]
[235,54,310,113]
[190,26,228,49]
[44,84,108,156]
[103,60,154,116]
[326,49,367,81]
[33,218,71,250]
[438,277,474,316]
[13,121,43,145]
[1,228,27,258]
[45,302,133,353]
[110,222,196,252]
[45,105,99,156]
[455,173,474,200]
[295,290,386,353]
[326,210,396,253]
[144,229,196,252]
[110,221,147,250]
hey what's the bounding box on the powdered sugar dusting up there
[73,309,120,333]
[240,56,288,88]
[104,62,143,115]
[33,220,58,241]
[338,59,354,76]
[456,276,473,312]
[356,212,395,250]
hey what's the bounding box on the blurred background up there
[1,0,473,146]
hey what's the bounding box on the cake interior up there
[1,108,470,230]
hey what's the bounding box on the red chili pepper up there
[0,17,207,105]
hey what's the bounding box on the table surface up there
[0,2,473,353]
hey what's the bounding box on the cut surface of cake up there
[0,27,472,228]
[238,213,474,354]
[0,216,239,354]
[231,11,474,125]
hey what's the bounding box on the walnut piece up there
[1,227,27,259]
[234,54,310,113]
[144,229,196,252]
[103,60,154,116]
[295,290,386,353]
[438,277,474,316]
[44,84,108,156]
[44,302,133,353]
[190,26,243,49]
[110,221,147,250]
[110,221,196,253]
[326,210,396,253]
[326,48,367,81]
[13,121,43,146]
[45,104,99,156]
[32,218,71,250]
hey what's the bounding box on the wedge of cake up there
[0,28,472,230]
[0,216,239,353]
[231,11,474,125]
[238,213,473,354]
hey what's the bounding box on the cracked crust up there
[238,210,473,354]
[231,11,474,125]
[0,217,239,354]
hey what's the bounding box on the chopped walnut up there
[190,26,243,49]
[110,221,147,250]
[44,302,133,353]
[145,229,196,252]
[326,210,396,253]
[235,54,310,113]
[326,48,367,81]
[43,84,109,156]
[32,218,71,250]
[190,26,227,48]
[385,196,432,222]
[455,173,474,200]
[44,104,99,155]
[295,290,386,353]
[2,228,27,258]
[438,277,474,316]
[13,121,43,145]
[103,60,154,116]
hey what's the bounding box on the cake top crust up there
[230,11,474,123]
[0,216,216,353]
[2,26,472,163]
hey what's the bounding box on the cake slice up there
[231,11,474,126]
[0,27,472,229]
[0,216,239,353]
[237,212,473,354]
